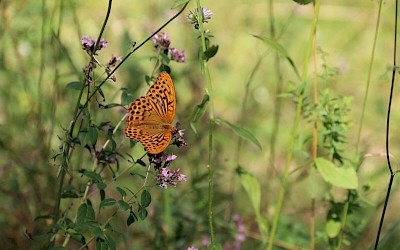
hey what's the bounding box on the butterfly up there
[125,72,176,154]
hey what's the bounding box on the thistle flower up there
[186,7,213,28]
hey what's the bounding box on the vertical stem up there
[354,0,383,161]
[267,1,320,249]
[310,7,318,249]
[195,0,215,245]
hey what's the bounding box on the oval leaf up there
[141,190,151,207]
[314,157,358,189]
[203,45,219,60]
[100,198,117,208]
[326,220,342,238]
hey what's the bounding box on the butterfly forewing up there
[146,72,176,124]
[125,72,176,154]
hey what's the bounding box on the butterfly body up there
[125,72,176,154]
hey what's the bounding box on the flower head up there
[152,32,171,50]
[186,7,213,28]
[169,48,185,63]
[172,123,187,149]
[156,167,187,189]
[81,35,108,52]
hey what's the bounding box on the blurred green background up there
[1,0,399,249]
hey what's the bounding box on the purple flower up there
[108,54,123,67]
[169,48,185,63]
[172,125,187,149]
[81,35,108,52]
[187,247,198,250]
[152,32,171,49]
[156,166,187,189]
[98,38,108,49]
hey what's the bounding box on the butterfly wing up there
[125,72,176,154]
[145,72,176,124]
[125,126,172,154]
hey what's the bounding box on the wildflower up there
[172,123,187,148]
[187,247,198,250]
[156,166,187,189]
[81,35,108,52]
[186,7,213,28]
[169,48,185,63]
[232,213,246,249]
[151,32,171,50]
[108,54,123,68]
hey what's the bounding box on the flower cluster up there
[156,166,187,189]
[151,32,185,63]
[81,35,108,52]
[149,152,186,189]
[172,122,187,148]
[231,213,246,249]
[185,7,213,29]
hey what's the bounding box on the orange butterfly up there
[125,72,176,154]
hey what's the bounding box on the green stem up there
[195,0,215,245]
[267,1,320,249]
[354,0,383,164]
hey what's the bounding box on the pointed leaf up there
[203,45,219,60]
[215,118,262,150]
[253,35,300,79]
[314,157,358,189]
[100,198,117,208]
[66,81,83,91]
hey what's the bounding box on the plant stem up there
[354,0,383,162]
[195,0,215,245]
[267,1,320,249]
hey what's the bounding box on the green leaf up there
[96,182,107,190]
[92,227,102,238]
[236,166,268,240]
[95,238,107,250]
[79,169,103,182]
[120,88,135,106]
[105,235,116,250]
[215,118,262,150]
[118,200,130,212]
[138,205,148,220]
[293,0,313,5]
[253,35,300,79]
[141,190,151,207]
[103,103,122,109]
[314,157,358,189]
[66,81,83,91]
[100,198,117,208]
[77,203,95,221]
[88,126,98,146]
[190,94,209,134]
[173,0,190,8]
[203,45,219,60]
[116,187,126,197]
[326,220,342,238]
[127,211,137,226]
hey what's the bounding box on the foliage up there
[0,0,397,249]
